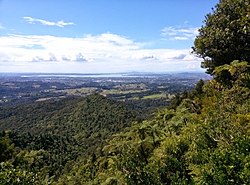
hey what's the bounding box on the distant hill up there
[0,94,138,135]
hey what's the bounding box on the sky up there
[0,0,219,73]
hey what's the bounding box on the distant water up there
[20,74,140,78]
[0,72,210,79]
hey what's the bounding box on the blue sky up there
[0,0,218,73]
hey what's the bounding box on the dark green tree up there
[0,132,15,162]
[193,0,250,74]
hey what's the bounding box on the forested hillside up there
[0,94,140,135]
[0,0,249,184]
[0,94,141,183]
[56,61,249,184]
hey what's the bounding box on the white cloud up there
[75,53,88,62]
[0,33,202,73]
[161,26,199,41]
[23,16,74,27]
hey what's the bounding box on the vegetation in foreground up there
[0,0,250,184]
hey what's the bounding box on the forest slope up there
[55,61,250,185]
[0,94,140,183]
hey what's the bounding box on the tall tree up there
[193,0,250,74]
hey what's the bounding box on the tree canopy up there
[193,0,250,74]
[54,65,250,184]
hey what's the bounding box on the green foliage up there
[0,162,39,185]
[1,66,250,184]
[56,62,250,184]
[214,60,250,88]
[0,94,140,183]
[0,133,41,185]
[0,132,16,162]
[190,79,205,98]
[193,0,250,74]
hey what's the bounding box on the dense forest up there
[0,0,250,184]
[0,94,142,183]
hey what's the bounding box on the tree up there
[193,0,250,74]
[213,60,250,88]
[0,132,16,162]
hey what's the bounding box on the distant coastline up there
[0,72,211,79]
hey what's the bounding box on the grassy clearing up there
[101,89,149,95]
[142,93,166,99]
[56,87,97,95]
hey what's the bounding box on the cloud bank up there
[0,33,202,73]
[23,17,75,27]
[161,26,199,41]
